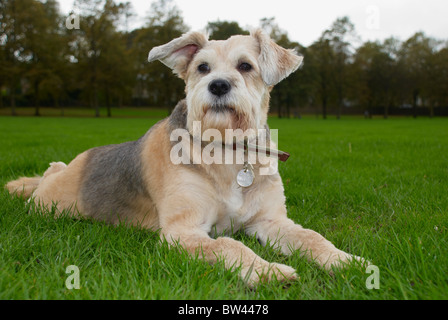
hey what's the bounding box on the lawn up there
[0,114,447,300]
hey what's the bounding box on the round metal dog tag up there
[237,168,254,188]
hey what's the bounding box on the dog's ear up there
[251,29,303,86]
[148,31,209,78]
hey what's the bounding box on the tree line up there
[1,0,448,118]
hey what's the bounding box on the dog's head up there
[148,29,302,137]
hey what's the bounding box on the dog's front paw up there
[242,261,298,287]
[321,251,370,271]
[266,262,298,283]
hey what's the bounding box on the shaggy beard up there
[186,104,256,142]
[186,87,262,142]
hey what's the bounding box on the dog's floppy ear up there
[148,31,209,78]
[251,29,303,86]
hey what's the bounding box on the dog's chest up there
[213,181,259,235]
[222,181,245,215]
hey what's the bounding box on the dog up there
[6,29,365,286]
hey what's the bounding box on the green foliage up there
[1,1,448,118]
[130,0,188,112]
[207,20,249,40]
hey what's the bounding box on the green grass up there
[0,106,171,118]
[1,115,447,300]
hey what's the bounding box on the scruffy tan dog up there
[6,29,364,286]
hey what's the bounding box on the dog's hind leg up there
[5,176,41,199]
[7,154,87,219]
[5,162,67,199]
[30,154,88,217]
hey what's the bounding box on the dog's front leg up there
[247,213,365,271]
[160,228,297,286]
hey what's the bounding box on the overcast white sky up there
[58,0,448,47]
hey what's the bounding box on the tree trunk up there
[285,93,291,118]
[412,90,418,119]
[105,87,111,117]
[10,1,18,117]
[322,96,327,119]
[10,87,17,116]
[277,95,283,119]
[118,93,123,108]
[34,81,40,117]
[0,85,3,109]
[336,91,343,120]
[93,87,100,117]
[367,99,373,119]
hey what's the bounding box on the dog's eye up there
[198,63,210,73]
[238,62,252,72]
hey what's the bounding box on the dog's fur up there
[6,29,365,286]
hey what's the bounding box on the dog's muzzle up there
[208,79,231,97]
[208,79,234,113]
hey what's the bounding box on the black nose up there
[208,79,231,97]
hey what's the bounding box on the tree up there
[131,0,188,113]
[352,41,395,118]
[424,42,448,117]
[1,1,447,118]
[0,0,31,115]
[207,20,248,40]
[432,46,448,111]
[306,38,334,119]
[398,32,438,118]
[97,2,134,116]
[322,17,358,119]
[38,0,70,113]
[304,17,359,119]
[22,0,67,116]
[70,0,134,117]
[381,37,403,117]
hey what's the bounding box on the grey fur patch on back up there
[168,99,188,130]
[167,99,210,177]
[81,137,148,224]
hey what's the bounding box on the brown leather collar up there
[197,137,290,163]
[231,140,290,162]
